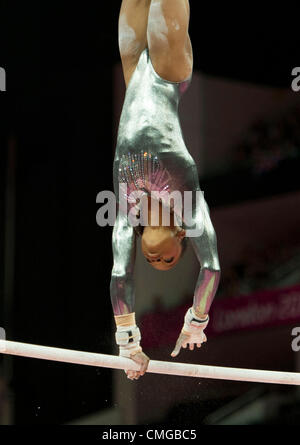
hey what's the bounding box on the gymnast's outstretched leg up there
[118,0,152,88]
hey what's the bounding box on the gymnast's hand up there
[171,307,209,358]
[115,323,150,380]
[125,350,150,381]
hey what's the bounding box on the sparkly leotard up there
[111,48,220,316]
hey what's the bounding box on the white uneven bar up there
[0,340,300,385]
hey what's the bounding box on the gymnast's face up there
[141,227,185,271]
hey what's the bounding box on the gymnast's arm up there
[189,200,221,318]
[110,212,136,317]
[110,211,150,379]
[171,199,220,357]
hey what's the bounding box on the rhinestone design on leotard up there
[118,150,171,198]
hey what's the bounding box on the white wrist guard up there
[182,307,209,335]
[115,325,142,358]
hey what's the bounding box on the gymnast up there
[111,0,220,380]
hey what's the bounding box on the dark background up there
[0,1,299,424]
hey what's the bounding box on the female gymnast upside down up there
[111,0,220,380]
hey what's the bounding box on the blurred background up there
[0,1,300,425]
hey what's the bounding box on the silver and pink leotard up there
[111,48,220,316]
